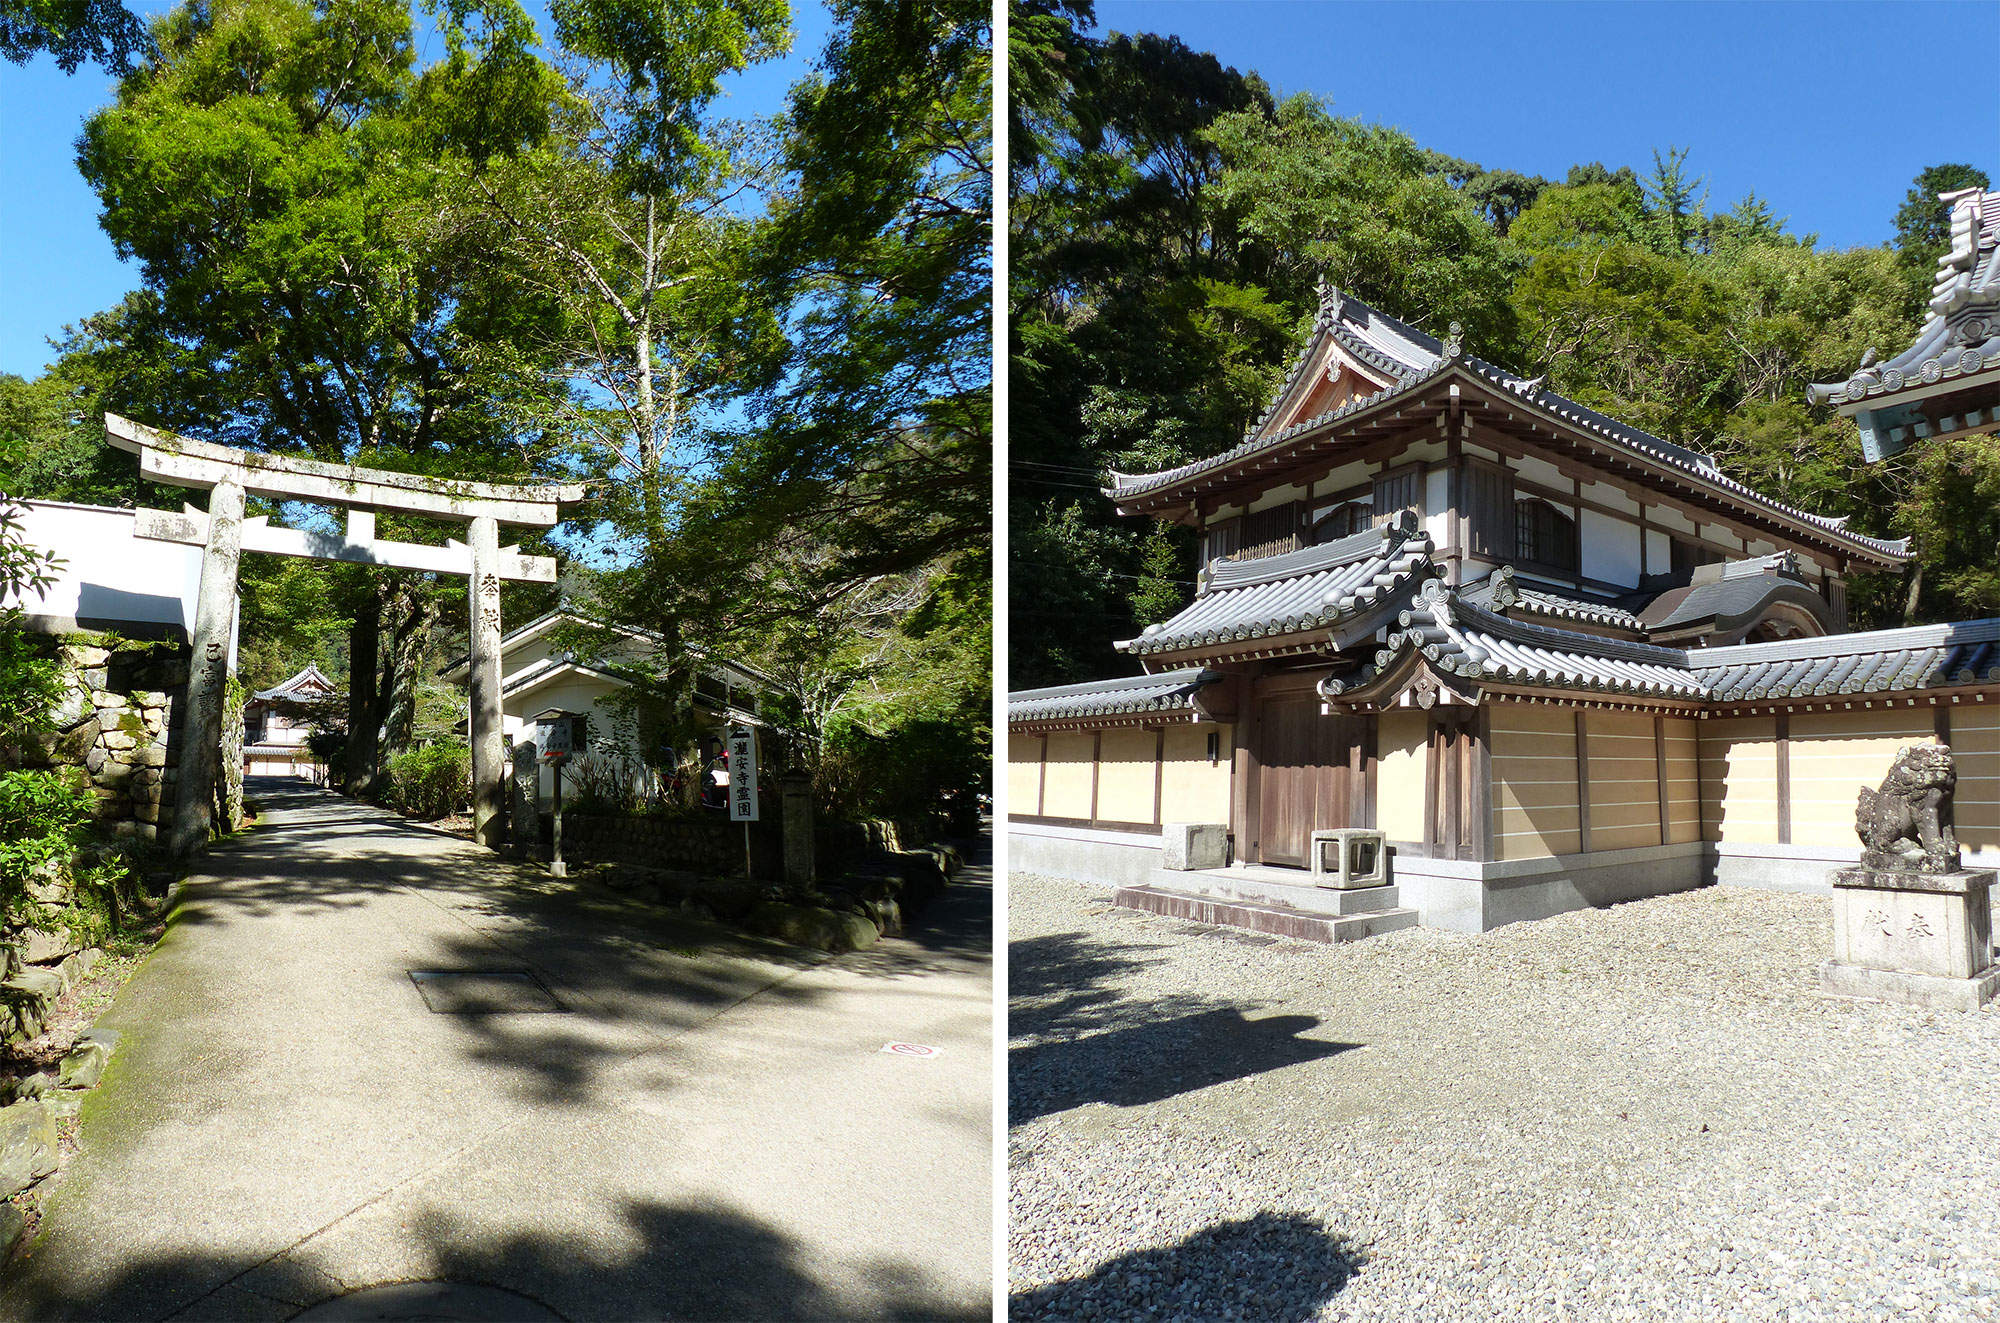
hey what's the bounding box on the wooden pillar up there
[1467,706,1492,861]
[467,515,505,848]
[172,478,244,857]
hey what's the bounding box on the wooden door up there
[1255,698,1368,867]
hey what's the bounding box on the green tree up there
[1,0,147,72]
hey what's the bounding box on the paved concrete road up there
[2,781,992,1321]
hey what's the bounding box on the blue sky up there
[1092,0,1997,253]
[0,0,833,380]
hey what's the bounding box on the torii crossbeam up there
[106,414,586,855]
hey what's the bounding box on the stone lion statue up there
[1855,743,1960,873]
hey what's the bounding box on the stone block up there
[1820,960,2000,1013]
[59,645,110,668]
[99,731,137,752]
[133,745,166,767]
[0,1101,57,1196]
[1829,869,1995,981]
[6,968,63,1003]
[128,689,166,707]
[1160,822,1228,871]
[0,1203,23,1261]
[59,1038,112,1089]
[92,762,135,788]
[744,901,879,953]
[133,800,159,824]
[84,745,106,775]
[90,691,127,710]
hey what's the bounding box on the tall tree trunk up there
[1902,560,1925,626]
[377,586,435,767]
[346,595,381,797]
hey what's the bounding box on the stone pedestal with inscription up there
[1819,867,2000,1011]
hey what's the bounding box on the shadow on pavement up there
[9,1197,981,1322]
[1009,1212,1365,1322]
[172,782,990,1110]
[1008,1006,1360,1125]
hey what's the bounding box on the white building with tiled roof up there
[1010,273,2000,937]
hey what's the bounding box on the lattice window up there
[1515,498,1578,571]
[1311,500,1373,544]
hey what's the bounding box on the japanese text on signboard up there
[729,725,759,822]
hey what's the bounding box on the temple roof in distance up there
[1117,514,1435,659]
[249,663,336,704]
[1810,186,2000,411]
[1007,668,1221,725]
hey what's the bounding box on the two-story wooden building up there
[1010,190,2000,934]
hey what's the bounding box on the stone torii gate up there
[104,414,585,855]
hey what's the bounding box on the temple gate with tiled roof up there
[1010,254,2000,933]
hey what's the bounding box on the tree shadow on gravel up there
[1009,1007,1359,1125]
[1009,930,1191,1040]
[1010,1212,1365,1322]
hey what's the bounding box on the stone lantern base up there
[1819,866,2000,1012]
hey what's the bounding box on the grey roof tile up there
[1007,668,1220,723]
[1117,517,1435,657]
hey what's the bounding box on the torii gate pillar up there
[466,515,506,847]
[171,478,244,857]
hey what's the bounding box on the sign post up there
[729,724,759,880]
[536,711,580,878]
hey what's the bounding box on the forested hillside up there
[1009,0,1995,688]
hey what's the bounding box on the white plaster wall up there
[1644,528,1671,577]
[1424,468,1452,548]
[1581,480,1640,516]
[1514,455,1568,491]
[8,500,204,640]
[1582,510,1643,588]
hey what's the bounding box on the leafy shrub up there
[382,743,471,820]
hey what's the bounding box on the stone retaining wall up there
[17,637,191,844]
[561,813,784,880]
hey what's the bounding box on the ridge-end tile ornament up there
[1820,743,2000,1012]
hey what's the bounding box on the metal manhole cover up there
[291,1280,562,1320]
[408,970,566,1014]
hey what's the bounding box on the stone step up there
[1115,885,1421,944]
[1144,868,1401,916]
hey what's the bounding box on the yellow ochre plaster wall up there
[1041,732,1096,820]
[1096,727,1159,825]
[1662,716,1701,845]
[1584,711,1661,851]
[1377,710,1427,843]
[1161,723,1232,824]
[1787,708,1939,849]
[1700,716,1779,844]
[1491,704,1581,860]
[1955,704,2000,854]
[1007,733,1045,817]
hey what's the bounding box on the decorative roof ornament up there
[1441,321,1464,359]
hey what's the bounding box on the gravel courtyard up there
[1009,872,2000,1323]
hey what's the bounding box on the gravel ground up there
[1008,873,2000,1322]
